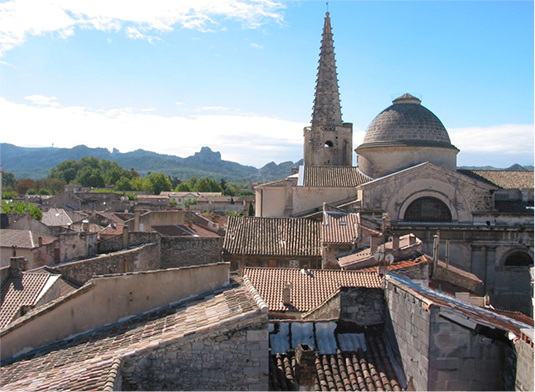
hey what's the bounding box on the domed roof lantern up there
[392,93,421,105]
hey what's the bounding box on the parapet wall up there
[1,263,231,361]
[160,237,221,269]
[55,242,160,284]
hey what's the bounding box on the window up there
[404,197,452,222]
[504,252,533,267]
[324,140,333,147]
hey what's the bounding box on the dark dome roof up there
[360,94,456,149]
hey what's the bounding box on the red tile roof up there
[0,283,262,391]
[0,230,57,249]
[245,267,382,312]
[223,216,321,257]
[269,326,403,391]
[321,213,360,244]
[303,166,372,187]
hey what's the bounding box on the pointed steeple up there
[312,12,342,126]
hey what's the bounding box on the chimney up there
[9,257,24,277]
[122,225,130,249]
[296,343,316,389]
[409,234,416,245]
[283,283,292,306]
[370,235,379,253]
[134,211,140,231]
[392,235,400,251]
[38,236,43,247]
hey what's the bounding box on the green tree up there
[74,167,105,188]
[147,173,172,195]
[194,178,223,192]
[175,182,192,192]
[2,172,16,188]
[15,178,37,195]
[132,177,154,194]
[2,201,42,220]
[116,176,134,191]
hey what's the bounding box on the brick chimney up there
[283,283,292,306]
[38,236,43,247]
[370,235,379,253]
[296,343,316,389]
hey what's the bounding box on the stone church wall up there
[120,316,269,391]
[514,337,534,391]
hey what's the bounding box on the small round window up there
[324,141,333,148]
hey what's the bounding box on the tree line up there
[2,157,254,198]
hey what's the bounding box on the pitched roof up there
[245,267,382,312]
[269,322,403,391]
[0,272,53,329]
[223,216,321,257]
[41,208,75,227]
[303,166,371,187]
[257,179,288,188]
[152,224,222,238]
[0,283,261,391]
[0,230,57,249]
[458,170,534,189]
[321,212,360,244]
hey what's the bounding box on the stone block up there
[247,330,267,342]
[244,366,260,376]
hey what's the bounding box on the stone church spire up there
[312,12,342,126]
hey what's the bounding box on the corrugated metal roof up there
[223,216,321,257]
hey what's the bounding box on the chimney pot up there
[9,257,25,277]
[283,283,291,306]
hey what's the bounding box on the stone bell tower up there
[304,12,353,167]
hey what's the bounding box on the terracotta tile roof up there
[321,213,360,244]
[0,272,52,329]
[152,224,221,238]
[0,230,57,249]
[0,283,261,391]
[357,255,429,273]
[269,323,403,391]
[223,217,321,257]
[303,167,371,187]
[458,170,534,189]
[245,267,382,312]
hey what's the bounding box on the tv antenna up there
[326,2,329,12]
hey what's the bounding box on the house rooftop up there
[223,216,321,257]
[0,230,57,249]
[302,166,372,187]
[245,267,382,313]
[0,281,263,391]
[458,170,534,190]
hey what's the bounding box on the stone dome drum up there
[361,93,454,148]
[356,93,459,178]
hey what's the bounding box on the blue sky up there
[0,0,533,169]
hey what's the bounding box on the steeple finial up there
[311,11,342,126]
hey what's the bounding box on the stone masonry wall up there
[120,316,269,391]
[427,309,508,391]
[384,280,431,391]
[160,237,221,269]
[54,242,160,284]
[340,287,385,325]
[98,232,161,254]
[514,338,534,391]
[98,235,123,254]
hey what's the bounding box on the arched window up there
[324,141,333,148]
[404,197,452,222]
[504,252,533,267]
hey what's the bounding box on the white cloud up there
[250,42,263,49]
[0,96,303,167]
[449,124,534,155]
[0,0,285,55]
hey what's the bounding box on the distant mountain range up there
[0,143,531,182]
[0,143,302,182]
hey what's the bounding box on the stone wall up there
[98,235,124,254]
[514,338,534,391]
[160,237,221,269]
[97,232,160,254]
[340,287,385,325]
[120,316,269,391]
[55,242,160,284]
[384,280,431,391]
[427,310,508,391]
[59,232,98,262]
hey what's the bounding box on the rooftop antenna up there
[326,1,329,12]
